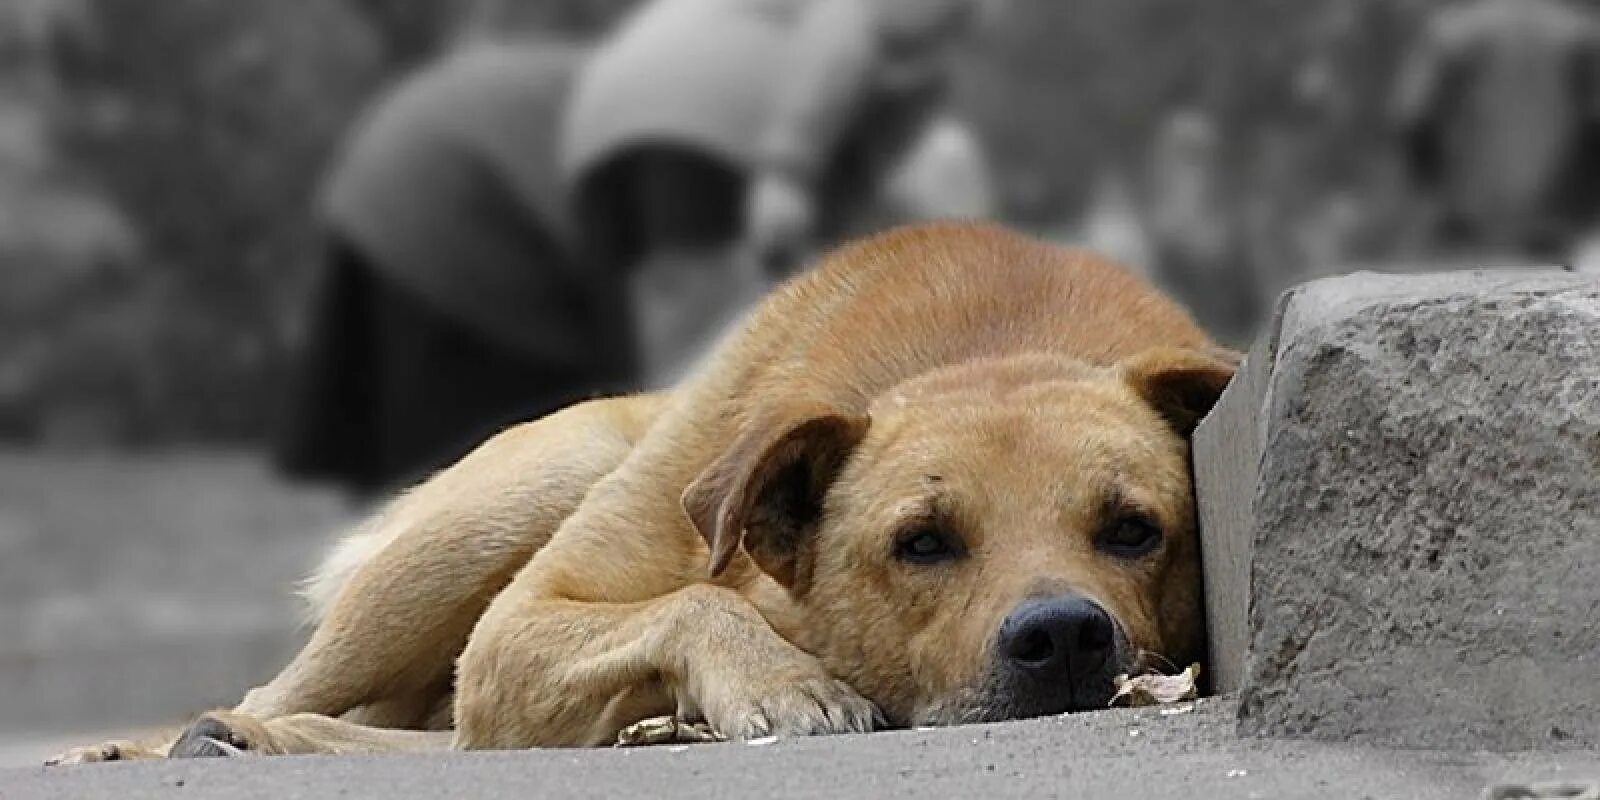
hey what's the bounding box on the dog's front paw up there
[45,740,157,766]
[700,670,881,740]
[168,712,270,758]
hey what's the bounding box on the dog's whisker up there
[1135,649,1181,675]
[203,737,246,757]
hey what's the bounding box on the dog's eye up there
[1098,516,1163,559]
[894,527,963,565]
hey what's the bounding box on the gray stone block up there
[1193,296,1284,696]
[1195,269,1600,750]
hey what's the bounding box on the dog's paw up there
[702,672,882,740]
[169,713,268,758]
[45,740,158,766]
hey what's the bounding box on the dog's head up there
[684,347,1233,726]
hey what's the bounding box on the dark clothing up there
[276,239,601,496]
[321,41,629,369]
[572,143,886,277]
[279,40,636,496]
[574,147,748,277]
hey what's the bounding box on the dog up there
[49,222,1235,763]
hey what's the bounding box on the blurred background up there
[3,0,1597,765]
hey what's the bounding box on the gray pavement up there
[0,449,352,743]
[3,698,1595,800]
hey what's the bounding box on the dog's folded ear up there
[1118,346,1239,436]
[1201,344,1245,370]
[682,406,870,587]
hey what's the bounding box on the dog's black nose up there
[998,594,1115,685]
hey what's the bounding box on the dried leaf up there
[615,716,725,747]
[1110,663,1201,707]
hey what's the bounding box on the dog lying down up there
[50,222,1236,763]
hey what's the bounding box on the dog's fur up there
[50,222,1235,763]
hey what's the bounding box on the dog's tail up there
[297,506,402,625]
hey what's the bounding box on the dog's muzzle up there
[906,593,1133,727]
[988,593,1128,718]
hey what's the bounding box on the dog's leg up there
[49,394,666,766]
[45,728,183,766]
[165,711,453,758]
[452,400,884,749]
[235,393,667,724]
[454,582,879,749]
[450,451,880,749]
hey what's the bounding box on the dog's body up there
[52,222,1234,763]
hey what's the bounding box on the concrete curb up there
[1195,269,1600,749]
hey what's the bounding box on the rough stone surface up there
[1193,296,1284,694]
[1224,270,1600,750]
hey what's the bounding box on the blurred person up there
[275,6,634,501]
[560,0,997,386]
[1140,109,1260,348]
[1393,0,1600,263]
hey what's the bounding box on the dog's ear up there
[682,408,870,587]
[1119,347,1238,436]
[1201,344,1245,370]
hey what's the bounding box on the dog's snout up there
[998,595,1115,684]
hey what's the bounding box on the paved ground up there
[0,449,354,746]
[4,698,1596,800]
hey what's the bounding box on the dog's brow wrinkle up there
[891,497,929,521]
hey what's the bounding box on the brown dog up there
[49,222,1234,763]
